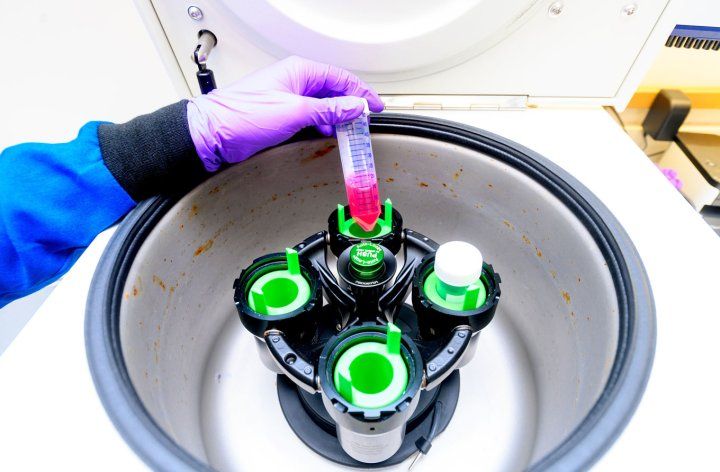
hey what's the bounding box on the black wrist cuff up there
[98,100,209,201]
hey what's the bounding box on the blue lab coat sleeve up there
[0,101,208,308]
[0,122,134,308]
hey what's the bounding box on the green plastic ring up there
[423,271,487,311]
[333,341,408,409]
[247,248,312,316]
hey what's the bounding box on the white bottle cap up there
[434,241,483,287]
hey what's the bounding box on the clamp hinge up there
[193,30,218,94]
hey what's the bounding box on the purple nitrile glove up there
[659,166,683,190]
[187,56,384,172]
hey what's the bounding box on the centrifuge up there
[2,0,720,471]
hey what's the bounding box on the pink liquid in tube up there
[335,100,380,231]
[344,172,380,231]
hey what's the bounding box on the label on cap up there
[349,242,384,279]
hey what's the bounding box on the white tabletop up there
[413,108,720,472]
[0,0,175,469]
[2,1,720,471]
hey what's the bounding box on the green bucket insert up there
[248,248,311,316]
[333,323,408,409]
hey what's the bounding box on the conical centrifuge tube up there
[335,100,381,231]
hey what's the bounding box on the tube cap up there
[434,241,483,288]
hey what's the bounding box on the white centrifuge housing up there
[83,1,681,470]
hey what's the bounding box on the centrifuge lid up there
[142,0,678,108]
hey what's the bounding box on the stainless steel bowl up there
[86,115,655,471]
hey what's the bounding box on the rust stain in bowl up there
[561,290,571,304]
[301,144,336,164]
[153,339,160,364]
[131,276,143,297]
[152,275,166,292]
[194,239,214,257]
[418,182,429,188]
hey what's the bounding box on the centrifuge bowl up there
[86,114,655,471]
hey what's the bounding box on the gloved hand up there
[187,56,385,172]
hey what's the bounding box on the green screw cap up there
[333,323,408,409]
[349,242,385,279]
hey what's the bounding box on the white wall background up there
[0,0,178,353]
